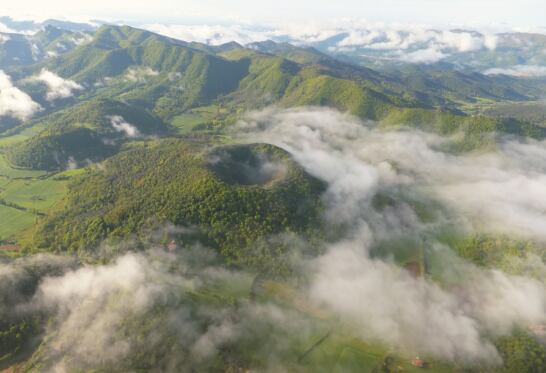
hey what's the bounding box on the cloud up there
[141,21,503,65]
[335,28,498,63]
[437,31,487,52]
[0,22,17,34]
[30,69,83,101]
[109,115,140,137]
[399,47,449,63]
[307,244,515,363]
[0,34,10,44]
[337,30,381,47]
[124,66,159,83]
[484,65,546,77]
[71,33,93,45]
[145,23,269,46]
[484,34,499,50]
[238,107,546,241]
[235,107,546,363]
[0,247,321,372]
[0,69,41,120]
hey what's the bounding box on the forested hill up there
[1,25,544,172]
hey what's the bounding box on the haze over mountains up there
[0,13,545,373]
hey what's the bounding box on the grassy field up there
[0,153,81,239]
[0,155,47,178]
[1,178,68,211]
[170,105,234,134]
[0,123,47,148]
[170,113,208,134]
[0,204,37,240]
[462,100,546,125]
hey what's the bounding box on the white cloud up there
[0,70,41,120]
[145,23,269,46]
[109,115,140,137]
[238,107,546,242]
[30,69,83,101]
[235,107,546,362]
[399,47,449,63]
[71,33,93,46]
[0,34,10,44]
[338,30,381,47]
[124,66,159,83]
[484,34,498,50]
[0,22,17,34]
[437,31,483,52]
[484,65,546,77]
[142,21,504,65]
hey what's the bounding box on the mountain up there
[1,24,543,174]
[247,39,333,64]
[294,28,546,72]
[0,32,36,66]
[0,16,97,33]
[32,141,325,271]
[7,98,168,170]
[0,26,91,68]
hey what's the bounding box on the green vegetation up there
[0,155,76,240]
[0,205,36,240]
[6,98,168,170]
[31,141,325,271]
[3,24,541,176]
[0,319,39,363]
[494,331,546,373]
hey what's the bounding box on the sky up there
[3,0,546,28]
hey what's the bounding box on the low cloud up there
[484,65,546,77]
[235,107,546,363]
[0,33,10,44]
[0,22,17,34]
[399,47,448,64]
[30,69,83,101]
[145,23,268,46]
[237,107,546,242]
[142,21,502,65]
[306,243,544,363]
[1,248,321,372]
[0,69,41,120]
[125,66,159,83]
[109,115,140,137]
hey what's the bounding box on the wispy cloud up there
[235,107,546,362]
[0,33,10,44]
[0,69,41,120]
[484,65,546,77]
[399,47,448,63]
[109,115,140,137]
[124,66,159,83]
[143,21,502,65]
[29,69,83,101]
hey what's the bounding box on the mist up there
[1,107,545,370]
[236,107,546,363]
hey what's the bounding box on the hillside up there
[6,98,168,170]
[31,141,325,271]
[0,26,89,69]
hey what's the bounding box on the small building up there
[167,240,177,252]
[529,324,546,336]
[412,356,426,368]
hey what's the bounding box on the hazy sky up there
[3,0,546,27]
